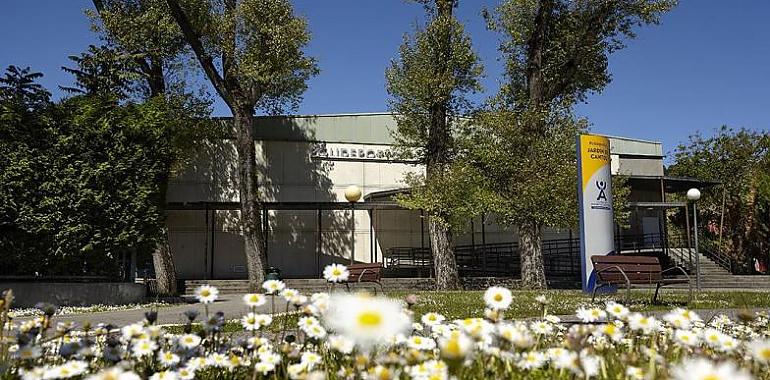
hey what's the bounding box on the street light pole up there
[687,188,702,292]
[344,185,362,265]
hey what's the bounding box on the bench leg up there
[344,283,350,293]
[653,283,661,304]
[376,281,384,296]
[591,283,601,302]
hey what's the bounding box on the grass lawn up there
[390,289,770,320]
[164,289,770,335]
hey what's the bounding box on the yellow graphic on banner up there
[579,135,611,189]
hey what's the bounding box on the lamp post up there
[687,188,702,291]
[344,185,362,264]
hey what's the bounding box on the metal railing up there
[383,233,691,280]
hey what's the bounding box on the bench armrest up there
[356,268,379,282]
[661,266,690,281]
[594,265,631,286]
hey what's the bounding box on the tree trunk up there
[422,1,461,291]
[428,216,461,290]
[519,221,546,289]
[151,169,178,295]
[233,107,268,292]
[152,226,177,295]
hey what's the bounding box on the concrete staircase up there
[673,253,770,290]
[182,278,437,296]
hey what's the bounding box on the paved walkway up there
[16,296,281,327]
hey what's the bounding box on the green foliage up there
[386,1,484,228]
[175,0,319,114]
[0,66,51,117]
[386,11,483,160]
[88,0,190,97]
[469,108,586,228]
[472,0,672,231]
[60,45,141,99]
[487,0,676,107]
[0,67,211,276]
[668,126,770,262]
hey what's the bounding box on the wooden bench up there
[341,263,385,295]
[591,255,691,303]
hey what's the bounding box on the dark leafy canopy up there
[470,108,586,228]
[60,45,140,99]
[88,0,192,97]
[0,67,206,277]
[385,0,484,228]
[0,66,51,116]
[669,126,770,263]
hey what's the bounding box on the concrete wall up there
[164,116,666,279]
[2,283,147,307]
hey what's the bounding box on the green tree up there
[88,0,214,294]
[669,126,770,268]
[1,68,190,278]
[481,0,675,288]
[89,0,188,97]
[60,45,139,99]
[165,0,318,290]
[386,0,484,290]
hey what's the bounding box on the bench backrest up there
[347,263,383,282]
[591,255,663,283]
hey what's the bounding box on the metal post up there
[262,207,269,267]
[204,207,209,280]
[210,208,215,279]
[481,213,487,273]
[693,202,700,292]
[317,209,322,276]
[350,202,355,265]
[369,210,374,263]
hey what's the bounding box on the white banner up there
[577,134,616,292]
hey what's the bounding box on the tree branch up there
[222,0,236,85]
[165,0,233,106]
[91,0,165,97]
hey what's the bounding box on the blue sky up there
[1,1,768,159]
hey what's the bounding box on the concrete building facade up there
[164,113,670,280]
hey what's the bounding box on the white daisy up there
[576,307,607,323]
[149,370,178,380]
[85,367,141,380]
[242,293,267,308]
[194,285,219,304]
[158,351,180,367]
[605,302,630,319]
[177,334,201,349]
[132,339,158,358]
[322,293,411,348]
[483,286,513,310]
[671,358,751,380]
[421,312,446,326]
[749,339,770,364]
[323,263,350,283]
[262,280,286,295]
[438,330,473,360]
[674,329,700,347]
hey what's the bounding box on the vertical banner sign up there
[577,134,615,292]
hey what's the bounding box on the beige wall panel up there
[212,232,246,279]
[169,232,207,279]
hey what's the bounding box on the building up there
[163,113,694,281]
